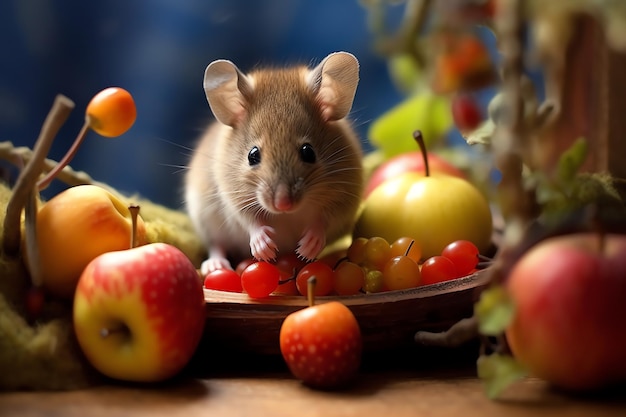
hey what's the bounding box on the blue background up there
[0,0,405,209]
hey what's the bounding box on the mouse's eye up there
[300,143,316,164]
[248,146,261,166]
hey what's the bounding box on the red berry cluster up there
[203,238,482,298]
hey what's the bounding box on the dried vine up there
[2,95,75,257]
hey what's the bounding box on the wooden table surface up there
[1,347,625,417]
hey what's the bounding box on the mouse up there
[185,51,364,275]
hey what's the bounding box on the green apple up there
[354,172,492,260]
[73,242,206,382]
[33,184,148,299]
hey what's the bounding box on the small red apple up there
[73,243,206,382]
[280,282,362,389]
[365,150,465,198]
[506,233,626,391]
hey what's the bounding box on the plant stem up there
[128,205,140,249]
[413,130,430,177]
[2,95,74,257]
[36,120,90,190]
[307,276,317,308]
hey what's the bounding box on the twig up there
[374,0,432,66]
[0,141,123,199]
[415,317,479,348]
[2,95,75,257]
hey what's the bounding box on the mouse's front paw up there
[201,257,233,275]
[250,225,278,261]
[297,226,326,261]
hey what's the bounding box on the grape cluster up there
[203,238,482,298]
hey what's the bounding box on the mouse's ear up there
[307,52,359,121]
[203,60,253,127]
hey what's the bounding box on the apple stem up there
[37,121,90,191]
[307,276,317,307]
[412,130,430,177]
[128,205,140,249]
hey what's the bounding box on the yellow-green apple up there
[354,171,492,260]
[33,184,147,299]
[73,242,206,382]
[364,150,466,198]
[280,300,362,389]
[506,233,626,391]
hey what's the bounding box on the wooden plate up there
[202,270,490,355]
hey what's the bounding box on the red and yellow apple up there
[354,172,492,260]
[33,184,147,299]
[506,233,626,391]
[73,242,206,382]
[364,150,466,198]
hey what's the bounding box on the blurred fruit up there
[506,233,626,391]
[451,94,483,132]
[34,185,147,299]
[430,31,495,94]
[368,92,452,158]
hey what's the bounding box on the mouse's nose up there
[273,183,294,212]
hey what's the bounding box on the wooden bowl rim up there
[204,270,490,307]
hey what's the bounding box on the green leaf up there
[477,353,528,399]
[556,137,587,183]
[474,285,515,336]
[368,91,452,158]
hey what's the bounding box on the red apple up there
[506,233,626,391]
[280,300,362,389]
[73,243,206,382]
[365,151,465,198]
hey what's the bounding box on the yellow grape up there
[364,269,384,293]
[364,237,391,271]
[347,237,368,265]
[383,256,421,291]
[390,237,422,263]
[333,261,365,296]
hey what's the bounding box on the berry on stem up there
[37,87,137,190]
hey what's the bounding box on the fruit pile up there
[203,237,483,298]
[1,87,207,390]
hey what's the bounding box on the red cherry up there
[204,269,243,293]
[240,261,280,298]
[421,256,459,285]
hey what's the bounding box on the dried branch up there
[2,95,75,257]
[0,141,123,199]
[373,0,432,66]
